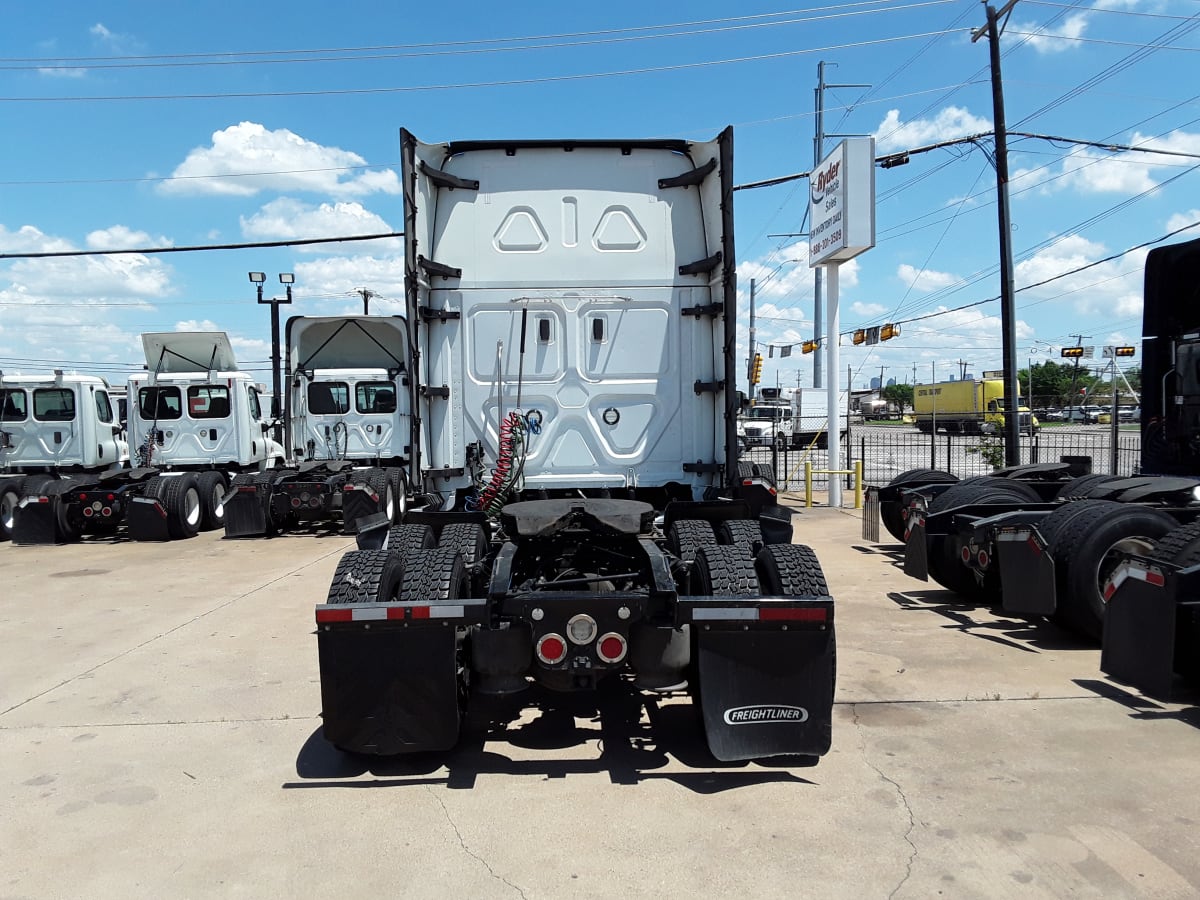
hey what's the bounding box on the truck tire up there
[755,543,828,596]
[881,468,959,542]
[1054,474,1120,501]
[387,468,408,524]
[718,519,764,558]
[1149,523,1200,681]
[667,519,715,564]
[1047,500,1178,641]
[326,549,404,605]
[925,477,1041,600]
[692,545,760,596]
[439,522,489,568]
[43,478,81,542]
[197,471,228,531]
[158,473,203,539]
[387,522,436,564]
[367,469,396,524]
[252,471,282,535]
[399,546,469,603]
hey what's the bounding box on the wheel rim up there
[211,483,227,520]
[384,483,395,521]
[185,487,202,527]
[396,480,407,522]
[1,490,16,534]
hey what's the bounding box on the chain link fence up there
[741,425,1141,493]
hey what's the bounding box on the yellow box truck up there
[912,379,1037,434]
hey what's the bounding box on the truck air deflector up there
[658,157,717,189]
[141,332,238,374]
[418,160,479,192]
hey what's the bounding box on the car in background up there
[1118,405,1140,422]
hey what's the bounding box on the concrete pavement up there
[2,502,1198,899]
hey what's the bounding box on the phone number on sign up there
[813,230,842,254]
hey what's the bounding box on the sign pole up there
[826,264,842,508]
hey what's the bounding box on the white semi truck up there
[314,128,836,764]
[222,315,412,536]
[0,371,127,540]
[10,332,283,543]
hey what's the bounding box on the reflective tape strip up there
[352,607,388,621]
[995,530,1031,542]
[692,608,758,621]
[1104,563,1166,601]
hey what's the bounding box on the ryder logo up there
[810,160,841,204]
[723,705,809,725]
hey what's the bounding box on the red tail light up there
[536,634,567,665]
[596,633,627,664]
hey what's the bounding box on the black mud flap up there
[12,497,60,545]
[127,496,171,542]
[862,487,880,542]
[354,512,391,550]
[692,612,834,762]
[1100,557,1181,699]
[318,624,461,755]
[995,526,1058,615]
[903,513,929,581]
[341,485,381,535]
[223,486,269,538]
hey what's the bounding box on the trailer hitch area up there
[12,494,61,545]
[994,524,1057,616]
[127,495,171,542]
[680,595,835,761]
[1101,555,1184,700]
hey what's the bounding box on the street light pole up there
[251,271,293,441]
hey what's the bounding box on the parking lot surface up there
[3,503,1198,899]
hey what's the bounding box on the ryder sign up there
[809,137,875,266]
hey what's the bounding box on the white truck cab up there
[129,332,284,470]
[0,371,127,472]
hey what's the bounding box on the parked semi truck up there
[223,315,412,537]
[314,127,836,763]
[868,236,1200,694]
[11,333,284,544]
[912,378,1037,434]
[0,371,127,540]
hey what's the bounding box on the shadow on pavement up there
[286,681,819,793]
[1073,678,1200,730]
[885,589,1096,653]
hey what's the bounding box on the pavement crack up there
[426,786,529,899]
[852,703,918,900]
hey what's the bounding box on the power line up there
[10,2,955,72]
[0,29,971,103]
[0,232,402,260]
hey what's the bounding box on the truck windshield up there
[33,388,76,422]
[0,388,27,420]
[139,386,182,420]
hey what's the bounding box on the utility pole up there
[1065,333,1091,421]
[748,278,757,401]
[956,359,970,381]
[356,288,375,315]
[878,365,888,392]
[813,61,870,390]
[973,1,1020,466]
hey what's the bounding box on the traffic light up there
[1061,346,1085,359]
[881,323,901,341]
[852,329,866,345]
[1113,346,1136,357]
[802,340,819,355]
[749,353,763,385]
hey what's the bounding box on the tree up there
[882,383,914,411]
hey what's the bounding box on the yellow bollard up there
[804,461,813,508]
[854,460,863,509]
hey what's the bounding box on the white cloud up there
[896,264,958,293]
[1015,129,1200,196]
[1167,209,1200,235]
[851,302,888,317]
[1013,13,1088,54]
[85,225,172,251]
[874,106,992,153]
[157,122,401,198]
[1014,234,1144,318]
[292,256,407,314]
[240,198,400,254]
[36,67,87,79]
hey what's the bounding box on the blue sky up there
[1,0,1197,394]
